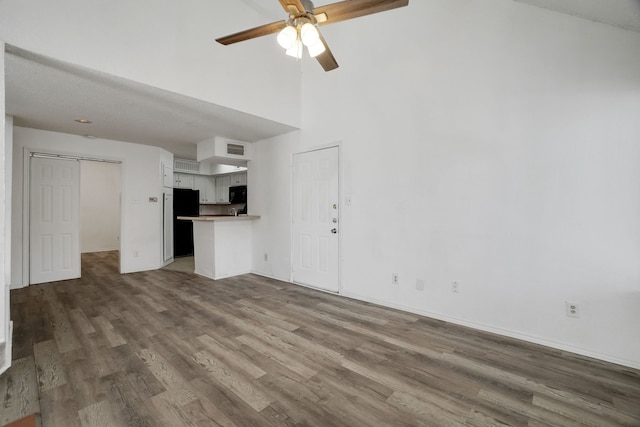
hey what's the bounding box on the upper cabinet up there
[215,175,231,203]
[194,175,216,204]
[162,163,173,188]
[230,173,247,186]
[173,173,194,189]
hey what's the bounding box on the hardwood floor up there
[2,251,639,426]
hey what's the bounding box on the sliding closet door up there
[30,156,81,284]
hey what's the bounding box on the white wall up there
[249,132,297,279]
[80,161,121,253]
[11,127,173,287]
[0,0,301,128]
[251,0,640,368]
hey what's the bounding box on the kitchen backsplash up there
[199,203,246,215]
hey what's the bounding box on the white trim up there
[31,151,122,164]
[251,270,340,295]
[0,321,12,375]
[21,147,29,288]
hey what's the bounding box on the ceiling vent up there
[174,159,200,173]
[227,143,245,156]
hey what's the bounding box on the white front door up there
[292,146,340,292]
[30,157,81,284]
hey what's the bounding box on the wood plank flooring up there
[2,251,640,426]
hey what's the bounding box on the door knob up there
[331,228,337,234]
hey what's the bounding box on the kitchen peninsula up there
[177,215,260,280]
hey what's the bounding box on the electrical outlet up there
[416,279,425,291]
[392,273,399,285]
[566,301,580,318]
[451,281,459,293]
[264,253,268,262]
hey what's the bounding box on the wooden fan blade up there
[278,0,307,14]
[216,20,287,45]
[314,0,409,26]
[315,33,339,72]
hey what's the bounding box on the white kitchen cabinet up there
[230,172,247,186]
[162,163,173,188]
[215,175,231,203]
[194,175,216,204]
[163,193,173,261]
[174,173,194,189]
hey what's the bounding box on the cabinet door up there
[193,176,207,203]
[215,176,230,203]
[204,177,216,203]
[230,173,247,186]
[162,164,173,188]
[174,173,194,189]
[195,176,216,203]
[182,174,195,189]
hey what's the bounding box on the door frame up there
[290,143,342,294]
[22,148,124,286]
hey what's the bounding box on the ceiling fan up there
[216,0,409,72]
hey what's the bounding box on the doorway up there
[28,153,122,285]
[291,146,340,293]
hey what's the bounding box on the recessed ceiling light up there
[75,118,92,124]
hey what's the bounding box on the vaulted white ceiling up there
[513,0,640,33]
[4,0,640,160]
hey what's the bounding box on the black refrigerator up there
[173,188,199,257]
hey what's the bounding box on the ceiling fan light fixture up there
[277,25,297,49]
[307,39,326,58]
[300,22,319,47]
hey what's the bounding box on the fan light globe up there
[307,40,326,57]
[286,39,303,59]
[300,23,320,47]
[277,25,297,49]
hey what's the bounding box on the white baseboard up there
[0,321,13,375]
[249,270,286,282]
[10,281,27,290]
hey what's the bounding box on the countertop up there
[177,215,261,222]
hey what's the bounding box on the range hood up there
[197,137,253,166]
